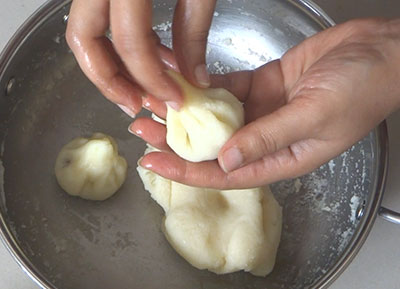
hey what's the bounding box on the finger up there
[210,70,253,101]
[142,94,167,119]
[110,0,182,107]
[157,43,180,72]
[66,0,143,115]
[129,118,170,151]
[218,98,324,173]
[151,30,180,71]
[242,61,286,122]
[139,151,229,188]
[173,0,216,87]
[222,144,317,188]
[211,61,286,122]
[225,136,348,189]
[138,140,334,190]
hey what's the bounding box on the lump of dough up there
[137,146,282,276]
[166,71,244,162]
[55,133,127,201]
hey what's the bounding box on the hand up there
[131,18,400,189]
[66,0,216,115]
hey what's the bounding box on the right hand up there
[66,0,216,115]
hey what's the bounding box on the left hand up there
[130,18,400,189]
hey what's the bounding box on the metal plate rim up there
[0,1,389,288]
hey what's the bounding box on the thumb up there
[218,100,322,173]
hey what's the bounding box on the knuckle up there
[252,123,279,155]
[384,19,400,35]
[65,25,78,49]
[183,30,209,47]
[342,18,388,43]
[290,93,328,135]
[113,32,137,56]
[346,18,386,34]
[189,30,209,43]
[113,30,155,56]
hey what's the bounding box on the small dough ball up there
[137,146,282,276]
[166,71,244,162]
[55,133,127,201]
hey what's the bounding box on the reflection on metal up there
[62,14,69,25]
[5,77,15,96]
[356,200,367,220]
[379,207,400,225]
[0,0,392,289]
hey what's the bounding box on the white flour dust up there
[152,21,172,32]
[349,195,360,224]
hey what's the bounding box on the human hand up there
[131,18,400,189]
[66,0,216,115]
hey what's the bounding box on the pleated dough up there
[55,133,127,201]
[166,71,244,162]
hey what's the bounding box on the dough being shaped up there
[137,146,282,276]
[166,71,244,162]
[55,133,127,201]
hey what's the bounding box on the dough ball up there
[166,71,244,162]
[137,146,282,276]
[55,133,127,201]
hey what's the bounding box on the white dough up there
[137,146,282,276]
[166,71,244,162]
[55,133,127,201]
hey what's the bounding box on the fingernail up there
[137,156,144,166]
[128,125,141,137]
[221,147,243,173]
[138,157,153,169]
[161,58,177,70]
[166,101,180,111]
[142,160,153,169]
[142,98,151,109]
[117,104,136,118]
[194,64,210,87]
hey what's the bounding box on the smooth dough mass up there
[55,133,127,201]
[137,146,282,276]
[166,71,245,162]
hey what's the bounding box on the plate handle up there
[379,207,400,225]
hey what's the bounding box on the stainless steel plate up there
[0,0,387,288]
